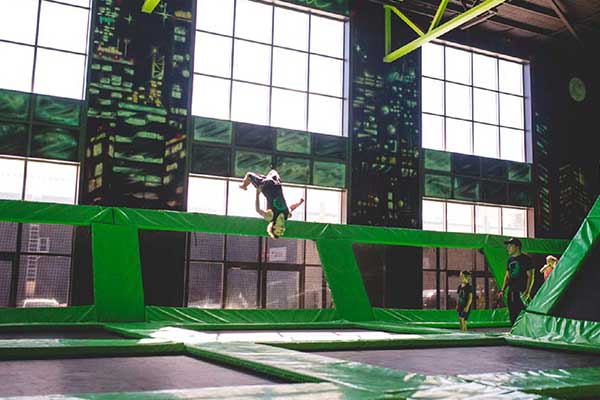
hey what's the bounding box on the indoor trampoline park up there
[1,0,600,399]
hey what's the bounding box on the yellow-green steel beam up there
[385,5,425,37]
[142,0,161,13]
[429,0,450,32]
[384,0,507,63]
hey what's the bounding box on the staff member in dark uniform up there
[239,169,304,239]
[498,238,535,325]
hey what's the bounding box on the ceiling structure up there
[386,0,600,47]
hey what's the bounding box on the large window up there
[0,0,91,100]
[188,174,345,224]
[0,156,80,308]
[186,233,332,309]
[192,0,348,136]
[0,157,79,204]
[422,247,502,310]
[423,199,529,237]
[422,42,527,162]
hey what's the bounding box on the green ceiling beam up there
[142,0,161,13]
[384,0,507,63]
[429,0,450,32]
[384,5,425,39]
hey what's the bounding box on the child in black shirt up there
[457,270,474,331]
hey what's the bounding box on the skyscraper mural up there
[83,0,192,209]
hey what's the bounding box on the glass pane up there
[227,180,266,218]
[235,0,273,43]
[272,48,308,91]
[0,260,11,307]
[308,94,342,136]
[194,32,232,78]
[0,42,34,93]
[447,273,460,310]
[225,267,258,308]
[446,82,471,120]
[422,200,445,232]
[0,158,25,200]
[421,43,444,79]
[489,277,502,309]
[188,262,223,308]
[226,235,259,262]
[231,81,270,125]
[473,53,498,90]
[502,207,527,237]
[233,39,271,85]
[500,127,524,162]
[423,270,438,309]
[499,60,523,95]
[190,232,224,261]
[445,47,471,85]
[271,88,307,131]
[423,247,437,270]
[38,1,89,53]
[24,161,78,204]
[447,248,475,271]
[197,0,234,36]
[475,277,486,309]
[306,188,342,223]
[21,224,73,255]
[422,78,444,115]
[266,238,304,264]
[305,265,323,308]
[282,185,305,221]
[266,270,299,308]
[474,123,499,159]
[187,177,227,215]
[499,94,524,129]
[422,114,444,150]
[0,0,39,45]
[192,75,230,119]
[445,118,472,155]
[473,89,498,124]
[34,49,86,100]
[447,202,474,233]
[475,205,501,234]
[17,255,71,307]
[56,0,91,6]
[309,55,343,97]
[274,7,308,51]
[310,16,344,58]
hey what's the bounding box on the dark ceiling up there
[389,0,600,47]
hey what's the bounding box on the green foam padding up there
[373,308,510,327]
[0,200,112,225]
[461,367,600,398]
[146,307,342,324]
[0,305,97,325]
[92,224,145,322]
[316,240,374,322]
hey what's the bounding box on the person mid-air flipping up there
[239,169,304,239]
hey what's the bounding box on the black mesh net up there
[304,265,324,309]
[265,238,304,264]
[226,235,260,262]
[21,224,74,255]
[16,255,71,307]
[225,267,258,309]
[266,270,300,309]
[0,222,17,252]
[188,261,223,308]
[0,260,12,307]
[189,232,224,261]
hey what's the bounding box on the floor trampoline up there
[312,345,600,376]
[0,355,287,397]
[0,328,123,340]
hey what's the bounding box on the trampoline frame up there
[0,199,599,399]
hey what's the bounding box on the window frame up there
[192,0,349,136]
[0,0,92,100]
[421,41,529,163]
[422,198,532,237]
